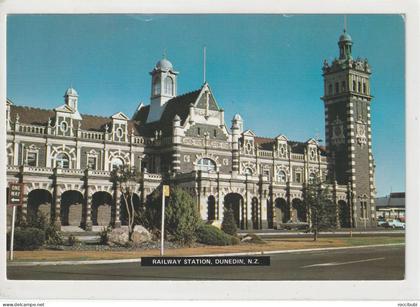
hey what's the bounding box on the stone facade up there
[6,31,375,231]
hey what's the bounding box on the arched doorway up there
[27,189,53,224]
[291,198,307,223]
[207,195,216,221]
[120,193,141,226]
[338,200,350,228]
[275,198,289,226]
[251,197,259,229]
[61,190,84,226]
[92,191,113,226]
[224,193,244,229]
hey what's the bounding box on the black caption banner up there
[141,256,270,266]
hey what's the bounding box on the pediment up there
[111,112,129,121]
[243,129,256,137]
[275,134,288,142]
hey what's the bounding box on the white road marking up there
[301,257,385,268]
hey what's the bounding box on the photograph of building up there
[6,23,376,231]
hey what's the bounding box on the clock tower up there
[322,30,376,228]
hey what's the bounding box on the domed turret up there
[338,30,353,61]
[155,58,173,71]
[147,56,179,123]
[64,87,79,111]
[64,87,78,97]
[339,31,352,42]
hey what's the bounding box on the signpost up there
[8,183,24,261]
[160,185,170,256]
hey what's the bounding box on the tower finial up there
[163,48,167,59]
[203,45,207,84]
[344,15,347,33]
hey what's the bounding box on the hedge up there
[7,227,45,251]
[196,224,239,246]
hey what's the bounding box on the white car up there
[385,219,405,229]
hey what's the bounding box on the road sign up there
[8,183,23,206]
[8,182,24,261]
[163,185,170,197]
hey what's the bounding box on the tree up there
[111,165,140,239]
[304,176,337,241]
[141,185,202,246]
[221,207,237,236]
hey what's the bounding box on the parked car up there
[384,219,405,229]
[281,220,309,231]
[377,217,388,227]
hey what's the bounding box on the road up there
[7,245,404,280]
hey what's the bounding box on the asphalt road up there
[7,245,404,280]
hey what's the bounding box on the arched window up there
[153,76,161,96]
[197,158,216,172]
[111,158,124,171]
[244,168,253,175]
[335,82,339,94]
[309,172,317,182]
[328,84,332,95]
[277,170,287,183]
[164,76,173,95]
[56,153,70,169]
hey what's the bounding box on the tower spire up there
[344,15,347,32]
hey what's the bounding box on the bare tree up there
[111,165,139,239]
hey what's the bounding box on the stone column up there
[21,184,29,223]
[54,186,62,229]
[114,183,121,228]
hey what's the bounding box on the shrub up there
[99,226,111,245]
[165,186,201,246]
[67,235,79,246]
[142,185,202,246]
[196,224,239,246]
[8,227,45,250]
[27,211,48,230]
[45,222,64,246]
[222,208,237,236]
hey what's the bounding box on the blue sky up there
[7,14,405,196]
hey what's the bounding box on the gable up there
[111,112,129,120]
[195,91,219,111]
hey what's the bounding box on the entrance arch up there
[251,197,259,229]
[223,193,244,229]
[92,191,113,226]
[61,190,84,226]
[291,198,307,222]
[27,189,53,223]
[207,195,216,221]
[338,200,350,228]
[275,198,289,226]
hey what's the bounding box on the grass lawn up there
[8,235,404,262]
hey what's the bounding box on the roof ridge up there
[11,104,54,113]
